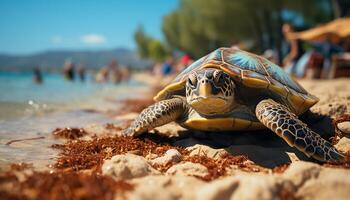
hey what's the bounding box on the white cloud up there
[51,35,63,44]
[80,34,106,44]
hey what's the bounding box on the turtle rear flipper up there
[123,97,188,136]
[256,99,344,162]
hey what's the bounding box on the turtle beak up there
[199,82,212,97]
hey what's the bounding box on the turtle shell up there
[154,47,319,115]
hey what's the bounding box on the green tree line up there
[134,26,168,62]
[136,0,350,63]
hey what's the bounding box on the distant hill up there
[0,48,152,72]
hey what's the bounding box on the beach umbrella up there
[293,18,350,43]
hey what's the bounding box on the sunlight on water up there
[0,72,145,170]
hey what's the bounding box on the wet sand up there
[0,74,350,200]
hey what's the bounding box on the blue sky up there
[0,0,178,55]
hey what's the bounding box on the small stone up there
[334,137,350,152]
[187,144,226,159]
[283,161,350,200]
[150,149,182,165]
[282,161,321,188]
[337,121,350,134]
[102,154,160,180]
[166,162,209,178]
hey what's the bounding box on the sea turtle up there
[124,47,344,162]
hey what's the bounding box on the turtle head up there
[185,68,236,115]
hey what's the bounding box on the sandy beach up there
[0,74,350,200]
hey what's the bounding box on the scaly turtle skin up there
[124,47,344,162]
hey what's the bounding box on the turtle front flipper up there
[256,99,344,162]
[123,97,188,136]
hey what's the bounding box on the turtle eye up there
[214,70,225,84]
[188,74,197,88]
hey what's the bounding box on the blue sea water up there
[0,71,146,169]
[0,72,116,104]
[0,72,141,120]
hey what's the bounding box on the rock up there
[296,168,350,200]
[196,174,294,200]
[186,144,226,159]
[128,175,204,200]
[334,137,350,153]
[102,154,160,180]
[283,161,350,200]
[150,149,182,165]
[337,121,350,134]
[195,177,239,200]
[282,161,321,188]
[166,162,209,178]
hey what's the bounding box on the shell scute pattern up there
[224,49,268,76]
[156,48,317,112]
[241,70,269,88]
[220,48,307,95]
[263,59,307,94]
[205,48,223,61]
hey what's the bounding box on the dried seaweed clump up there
[52,136,187,171]
[52,127,88,139]
[0,170,133,200]
[52,135,257,180]
[154,151,252,181]
[183,153,250,181]
[272,163,291,174]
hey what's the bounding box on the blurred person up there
[162,57,174,76]
[176,54,193,73]
[312,38,344,79]
[63,60,75,81]
[95,67,109,83]
[108,60,122,83]
[282,24,305,76]
[33,67,43,84]
[77,64,86,82]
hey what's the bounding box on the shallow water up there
[0,110,116,171]
[0,72,142,120]
[0,72,147,170]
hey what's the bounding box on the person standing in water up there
[77,64,86,82]
[33,67,43,84]
[63,60,75,81]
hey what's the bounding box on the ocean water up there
[0,72,146,169]
[0,72,142,120]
